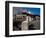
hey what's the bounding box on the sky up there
[13,7,40,16]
